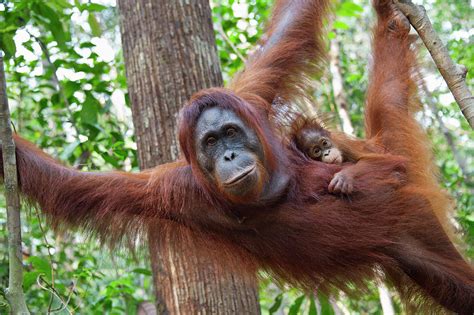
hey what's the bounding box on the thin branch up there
[394,0,474,128]
[214,21,246,63]
[377,283,395,315]
[0,54,30,314]
[329,35,354,135]
[36,276,73,315]
[417,74,472,182]
[34,208,56,313]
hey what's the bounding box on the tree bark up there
[329,37,354,135]
[394,0,474,128]
[0,55,30,314]
[117,1,260,314]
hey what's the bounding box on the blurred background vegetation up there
[0,0,472,313]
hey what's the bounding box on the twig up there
[394,0,474,128]
[34,207,56,313]
[377,283,395,315]
[215,21,246,63]
[0,53,30,314]
[329,35,354,135]
[36,276,73,314]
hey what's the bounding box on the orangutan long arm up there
[230,0,331,110]
[0,136,197,243]
[365,1,418,139]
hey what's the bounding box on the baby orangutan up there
[290,116,406,194]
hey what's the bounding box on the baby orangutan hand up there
[328,170,354,194]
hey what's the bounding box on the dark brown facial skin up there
[194,107,266,200]
[194,107,291,204]
[295,128,343,164]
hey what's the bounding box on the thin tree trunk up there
[419,75,471,182]
[377,283,395,315]
[117,1,260,314]
[329,37,354,135]
[0,55,30,314]
[329,37,395,315]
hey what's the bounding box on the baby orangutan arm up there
[329,153,408,194]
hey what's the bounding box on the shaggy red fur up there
[1,0,472,313]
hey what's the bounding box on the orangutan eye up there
[206,136,217,147]
[321,139,330,147]
[226,127,237,137]
[311,147,322,157]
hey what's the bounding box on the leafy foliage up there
[0,0,472,313]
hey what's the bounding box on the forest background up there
[0,0,472,314]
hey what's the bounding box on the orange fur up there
[289,115,408,194]
[0,1,472,313]
[230,0,331,114]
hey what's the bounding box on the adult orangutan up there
[1,0,473,313]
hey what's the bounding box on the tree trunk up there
[117,1,260,314]
[329,38,354,135]
[0,55,30,315]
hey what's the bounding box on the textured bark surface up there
[0,56,30,314]
[117,1,260,313]
[394,0,474,128]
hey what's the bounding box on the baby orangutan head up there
[292,119,343,164]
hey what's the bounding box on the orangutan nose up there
[224,150,236,161]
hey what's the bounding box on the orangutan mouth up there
[224,165,256,186]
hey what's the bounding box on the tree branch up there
[0,54,30,314]
[329,36,354,135]
[394,0,474,128]
[214,18,246,63]
[417,72,472,182]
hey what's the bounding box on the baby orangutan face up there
[296,128,343,164]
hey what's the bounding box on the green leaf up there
[308,296,317,315]
[318,293,335,315]
[101,153,120,168]
[288,295,306,315]
[81,94,100,124]
[80,42,96,49]
[465,214,474,222]
[51,0,73,9]
[87,3,108,12]
[341,2,363,13]
[74,0,83,11]
[268,293,283,314]
[60,140,81,160]
[0,34,16,58]
[83,123,102,141]
[88,12,102,37]
[337,2,363,17]
[33,3,69,48]
[27,256,52,279]
[0,25,18,34]
[333,20,349,31]
[63,81,81,98]
[132,268,152,276]
[23,271,42,289]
